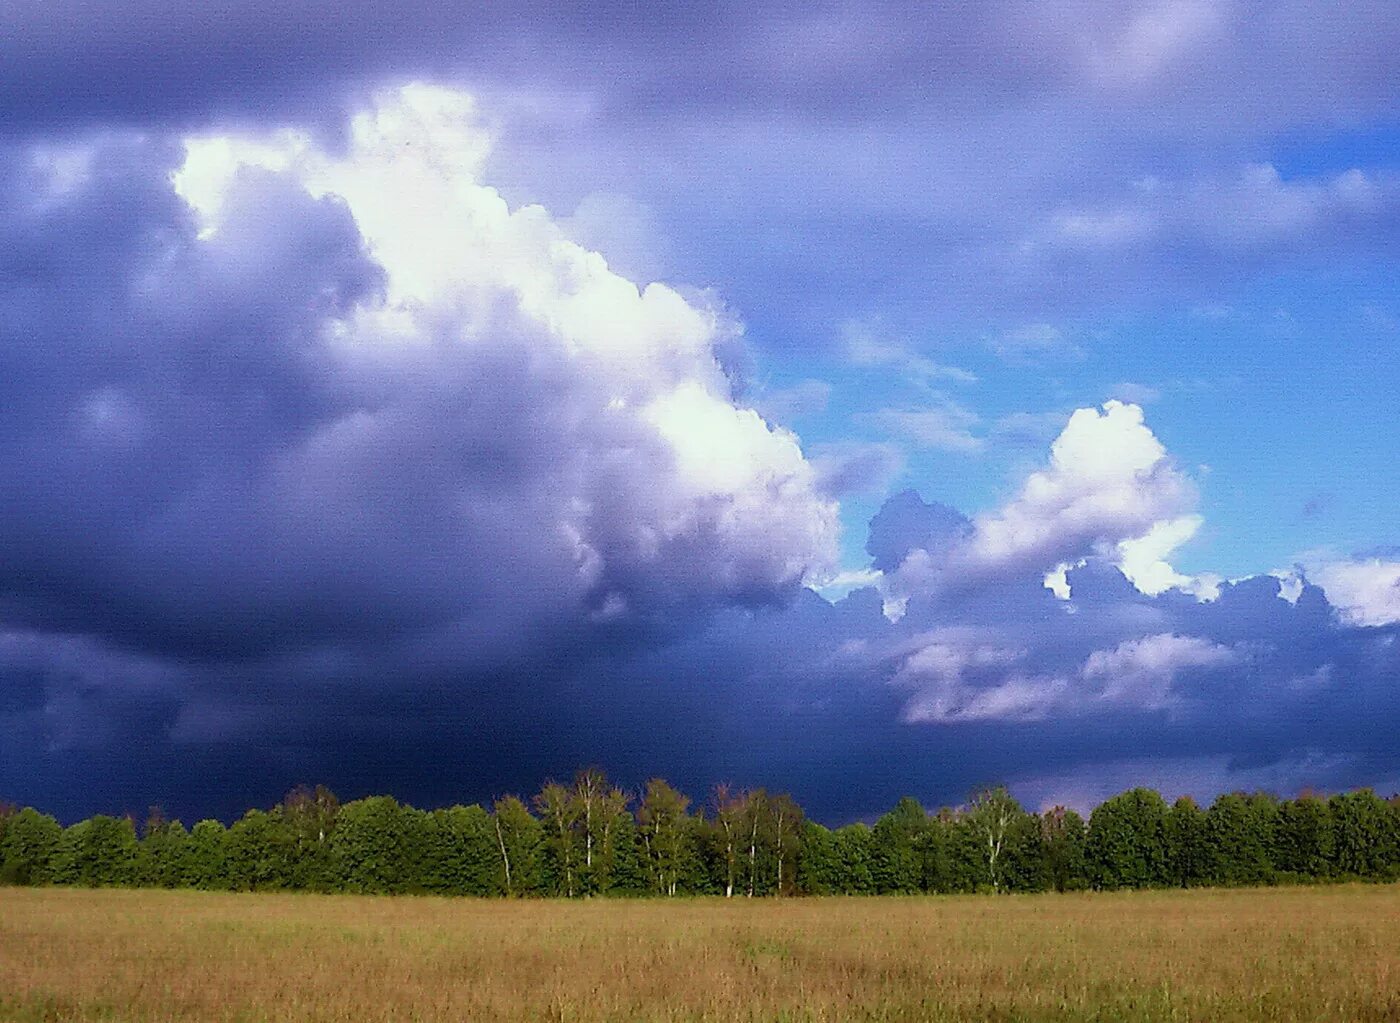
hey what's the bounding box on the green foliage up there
[224,809,294,891]
[50,815,139,887]
[965,787,1033,893]
[1206,793,1277,886]
[0,807,62,885]
[1329,789,1397,878]
[422,804,498,895]
[1000,810,1048,893]
[187,819,229,889]
[1040,807,1088,892]
[139,819,193,888]
[605,809,647,895]
[329,797,432,894]
[870,797,930,893]
[492,796,542,896]
[278,785,340,891]
[5,778,1398,898]
[834,823,876,893]
[1087,788,1170,890]
[638,778,692,896]
[1165,796,1214,887]
[927,809,983,893]
[535,781,582,897]
[1274,795,1334,878]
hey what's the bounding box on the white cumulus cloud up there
[1306,557,1400,627]
[157,84,841,650]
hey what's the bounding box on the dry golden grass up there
[2,885,1398,1022]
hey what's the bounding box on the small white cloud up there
[1306,557,1400,627]
[809,566,884,601]
[1086,0,1223,88]
[810,440,905,497]
[843,319,976,384]
[897,628,1237,724]
[1081,632,1237,710]
[1043,561,1077,600]
[968,400,1195,575]
[873,405,983,453]
[1114,513,1201,595]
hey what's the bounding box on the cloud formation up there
[1,86,836,679]
[882,401,1198,603]
[0,52,1397,828]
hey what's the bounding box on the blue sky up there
[1,1,1398,822]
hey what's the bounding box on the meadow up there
[2,885,1398,1022]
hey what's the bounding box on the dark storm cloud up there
[5,485,1398,825]
[1,9,1398,825]
[0,93,846,822]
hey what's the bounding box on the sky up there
[1,1,1398,825]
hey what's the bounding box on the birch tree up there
[967,786,1020,893]
[711,783,746,898]
[534,781,581,896]
[638,778,690,896]
[492,795,540,897]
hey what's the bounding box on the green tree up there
[965,786,1026,893]
[870,797,930,893]
[1086,788,1169,890]
[795,821,836,894]
[51,815,139,887]
[187,819,229,889]
[638,778,692,896]
[534,780,582,896]
[1206,792,1276,886]
[710,783,747,898]
[1330,789,1396,878]
[834,822,876,894]
[279,785,340,891]
[0,808,62,885]
[737,788,771,897]
[1040,806,1088,892]
[49,820,89,885]
[569,768,616,894]
[589,786,633,895]
[925,808,978,893]
[492,795,542,897]
[0,802,16,850]
[606,806,647,895]
[138,809,194,888]
[1164,796,1214,888]
[768,792,804,895]
[423,804,498,895]
[329,796,431,894]
[224,809,294,891]
[1274,794,1334,879]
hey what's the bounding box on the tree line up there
[2,773,1398,897]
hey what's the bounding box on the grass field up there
[2,886,1398,1022]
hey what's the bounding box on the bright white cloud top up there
[171,85,838,628]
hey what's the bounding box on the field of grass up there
[2,885,1398,1022]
